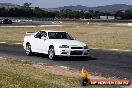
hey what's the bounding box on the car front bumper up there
[55,48,90,57]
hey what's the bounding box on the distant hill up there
[53,4,132,12]
[1,3,132,12]
[0,3,21,9]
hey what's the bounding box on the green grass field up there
[0,22,132,50]
[0,58,123,88]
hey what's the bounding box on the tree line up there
[0,3,132,20]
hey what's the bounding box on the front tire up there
[48,47,55,60]
[26,43,33,56]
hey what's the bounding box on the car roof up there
[41,30,66,32]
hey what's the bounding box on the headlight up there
[59,45,69,48]
[84,45,88,49]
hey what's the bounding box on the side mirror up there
[41,37,47,40]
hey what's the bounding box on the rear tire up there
[26,43,33,56]
[48,47,55,60]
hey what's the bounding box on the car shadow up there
[55,56,97,61]
[34,53,49,58]
[33,53,97,61]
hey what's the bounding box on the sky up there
[0,0,132,8]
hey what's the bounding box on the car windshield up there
[48,32,74,40]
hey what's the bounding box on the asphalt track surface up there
[0,43,132,79]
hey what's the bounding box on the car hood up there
[49,39,86,46]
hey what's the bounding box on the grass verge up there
[0,57,123,88]
[0,22,132,50]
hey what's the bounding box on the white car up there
[23,30,90,60]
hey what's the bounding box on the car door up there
[32,31,48,53]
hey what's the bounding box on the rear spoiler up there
[26,32,36,36]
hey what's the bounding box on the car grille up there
[71,47,83,49]
[70,51,82,55]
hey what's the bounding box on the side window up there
[34,31,47,38]
[34,32,41,38]
[41,31,47,37]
